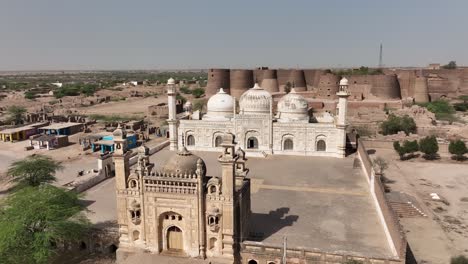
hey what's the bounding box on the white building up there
[166,78,350,158]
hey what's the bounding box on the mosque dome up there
[239,83,272,114]
[339,77,348,86]
[162,147,206,175]
[277,89,309,122]
[167,77,175,85]
[203,88,234,120]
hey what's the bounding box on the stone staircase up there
[386,192,427,218]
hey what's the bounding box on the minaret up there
[336,77,350,158]
[114,124,130,190]
[113,124,132,246]
[166,77,178,151]
[217,133,238,260]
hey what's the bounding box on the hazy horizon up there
[1,0,467,71]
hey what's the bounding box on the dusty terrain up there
[368,148,468,263]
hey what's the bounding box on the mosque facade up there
[168,77,351,158]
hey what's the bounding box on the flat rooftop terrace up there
[84,148,393,258]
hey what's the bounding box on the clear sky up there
[1,0,467,71]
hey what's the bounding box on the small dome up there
[162,147,206,175]
[137,145,149,155]
[208,177,221,186]
[339,77,348,86]
[277,89,309,122]
[167,77,175,85]
[203,88,234,120]
[113,124,127,138]
[239,83,272,114]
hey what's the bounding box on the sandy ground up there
[368,148,468,263]
[79,96,166,116]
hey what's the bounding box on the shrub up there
[393,141,406,160]
[419,136,439,160]
[24,91,36,100]
[453,102,468,112]
[420,99,457,122]
[179,86,191,94]
[449,140,467,161]
[372,156,388,175]
[380,114,417,136]
[343,260,364,264]
[451,255,468,264]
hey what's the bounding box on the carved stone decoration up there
[129,200,142,225]
[207,206,221,232]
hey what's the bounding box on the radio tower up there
[378,43,383,68]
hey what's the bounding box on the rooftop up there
[84,148,393,258]
[39,122,83,130]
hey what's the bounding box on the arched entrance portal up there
[167,226,183,251]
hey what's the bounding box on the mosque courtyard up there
[84,148,393,259]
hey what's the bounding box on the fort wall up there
[230,69,254,99]
[289,69,307,91]
[413,76,429,103]
[206,69,230,97]
[260,69,279,93]
[317,73,339,99]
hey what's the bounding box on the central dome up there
[239,83,272,114]
[162,147,206,175]
[203,88,234,120]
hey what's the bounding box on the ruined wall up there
[230,69,254,99]
[413,76,429,103]
[206,69,230,97]
[369,75,401,100]
[317,73,339,99]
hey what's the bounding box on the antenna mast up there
[379,43,383,68]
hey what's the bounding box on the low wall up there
[65,140,170,193]
[241,242,402,264]
[357,139,407,260]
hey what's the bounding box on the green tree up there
[0,185,90,264]
[442,61,457,69]
[451,255,468,264]
[284,82,292,94]
[419,136,439,160]
[7,105,27,124]
[449,140,467,161]
[192,88,205,98]
[403,140,419,157]
[381,114,417,136]
[7,155,63,188]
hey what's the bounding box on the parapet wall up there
[357,139,407,260]
[240,242,403,264]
